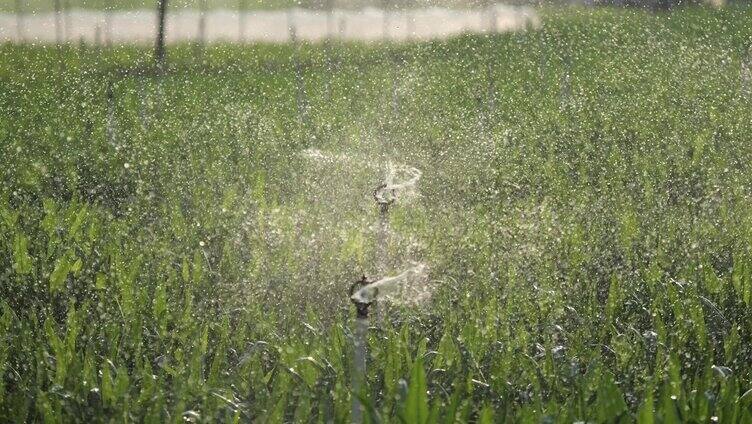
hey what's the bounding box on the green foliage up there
[1,5,752,422]
[400,358,429,424]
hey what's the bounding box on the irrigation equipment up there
[351,264,427,305]
[348,163,423,423]
[348,264,425,424]
[349,276,373,424]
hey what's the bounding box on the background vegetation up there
[1,5,752,422]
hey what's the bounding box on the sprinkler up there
[349,275,375,424]
[348,265,425,423]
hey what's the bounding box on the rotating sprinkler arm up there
[373,164,422,205]
[383,166,422,192]
[350,265,425,305]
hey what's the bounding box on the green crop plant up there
[1,4,752,422]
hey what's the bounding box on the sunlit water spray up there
[350,262,429,305]
[374,162,422,204]
[302,144,428,423]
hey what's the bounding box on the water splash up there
[374,162,422,204]
[350,263,427,304]
[301,148,365,166]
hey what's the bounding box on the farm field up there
[2,6,752,422]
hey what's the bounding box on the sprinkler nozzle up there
[350,275,376,318]
[373,183,396,206]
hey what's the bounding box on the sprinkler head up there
[373,183,396,207]
[350,275,376,318]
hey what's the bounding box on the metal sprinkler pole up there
[372,183,395,326]
[349,276,374,424]
[374,183,395,277]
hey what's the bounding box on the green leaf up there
[478,404,494,424]
[637,387,654,424]
[95,272,107,290]
[596,372,628,422]
[402,358,429,424]
[12,233,33,274]
[49,251,75,292]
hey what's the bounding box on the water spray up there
[373,182,395,276]
[373,163,421,274]
[742,46,751,98]
[351,264,427,305]
[106,82,117,149]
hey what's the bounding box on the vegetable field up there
[1,6,752,422]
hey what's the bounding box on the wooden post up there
[238,0,246,42]
[198,0,207,49]
[104,4,112,47]
[382,0,389,41]
[54,0,63,44]
[487,2,497,34]
[15,0,24,41]
[155,0,169,69]
[63,0,70,42]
